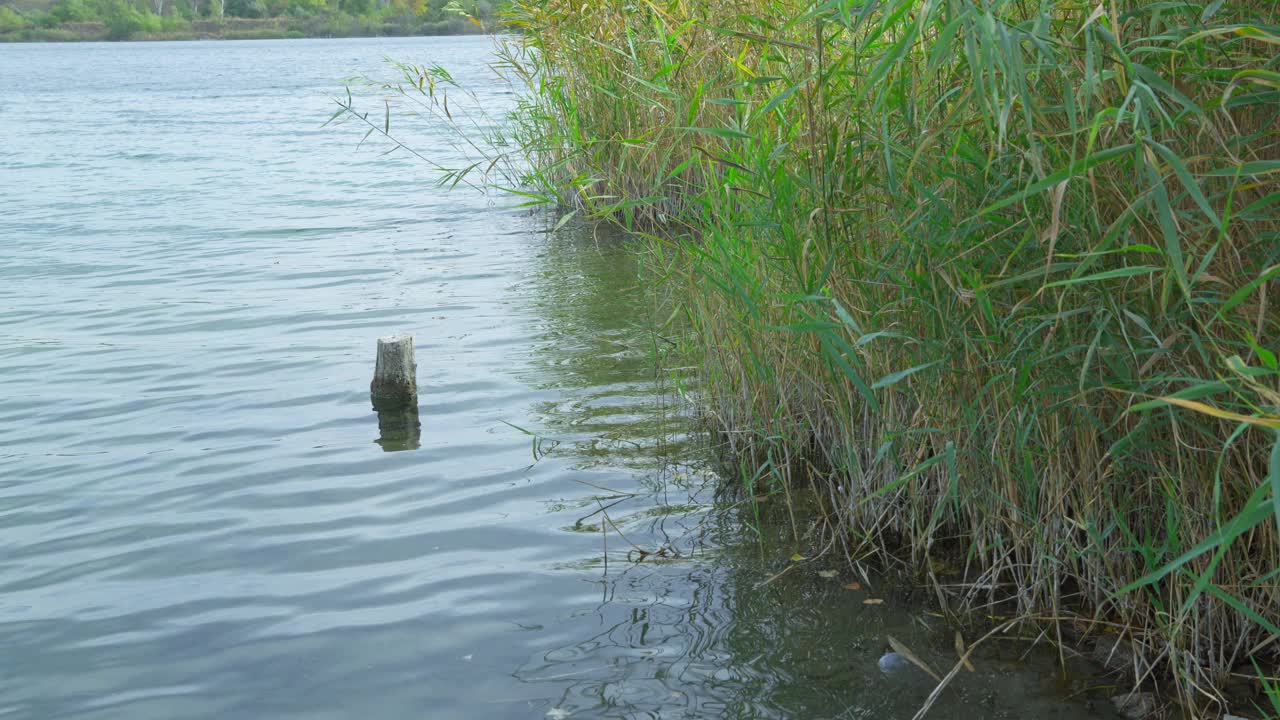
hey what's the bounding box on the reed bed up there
[421,0,1280,711]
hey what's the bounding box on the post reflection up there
[372,399,421,452]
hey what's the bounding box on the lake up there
[0,37,1119,719]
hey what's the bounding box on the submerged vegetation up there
[465,0,1280,712]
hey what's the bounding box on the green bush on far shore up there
[0,0,492,40]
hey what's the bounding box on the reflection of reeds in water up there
[514,218,724,581]
[518,220,701,479]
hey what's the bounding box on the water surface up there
[0,37,1118,719]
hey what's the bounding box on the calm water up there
[0,38,1119,719]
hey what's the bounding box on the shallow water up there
[0,37,1119,719]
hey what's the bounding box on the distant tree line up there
[0,0,493,40]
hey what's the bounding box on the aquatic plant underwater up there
[336,0,1280,713]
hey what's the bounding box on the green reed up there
[358,0,1280,710]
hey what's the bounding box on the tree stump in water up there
[371,334,417,408]
[371,334,420,452]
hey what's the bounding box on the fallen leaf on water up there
[887,635,943,682]
[955,631,976,672]
[843,581,862,591]
[817,569,838,579]
[862,598,883,605]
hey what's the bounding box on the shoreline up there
[0,23,488,43]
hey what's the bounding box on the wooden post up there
[371,333,419,452]
[371,333,417,408]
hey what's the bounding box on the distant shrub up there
[102,1,160,39]
[418,16,466,34]
[18,26,83,40]
[159,15,190,31]
[225,0,267,19]
[0,6,27,32]
[49,0,96,23]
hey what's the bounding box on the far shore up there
[0,16,490,42]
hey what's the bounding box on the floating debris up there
[887,635,942,682]
[954,631,975,672]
